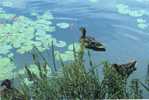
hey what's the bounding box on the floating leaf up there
[0,45,12,55]
[137,18,146,23]
[116,4,145,17]
[7,53,14,58]
[0,57,16,80]
[68,43,80,51]
[137,23,148,29]
[56,22,70,29]
[54,40,66,47]
[2,1,13,7]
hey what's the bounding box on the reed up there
[0,44,149,99]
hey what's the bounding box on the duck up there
[112,60,137,78]
[79,27,106,51]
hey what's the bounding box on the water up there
[0,0,149,98]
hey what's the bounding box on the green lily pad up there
[54,50,75,61]
[56,22,70,29]
[0,45,12,55]
[137,23,148,29]
[68,43,80,51]
[54,40,66,47]
[137,18,146,23]
[2,1,13,7]
[116,4,145,17]
[0,57,16,80]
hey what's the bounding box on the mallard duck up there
[112,60,137,78]
[79,27,106,51]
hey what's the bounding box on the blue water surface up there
[0,0,149,98]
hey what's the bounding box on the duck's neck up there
[81,30,86,38]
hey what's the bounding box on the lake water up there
[0,0,149,98]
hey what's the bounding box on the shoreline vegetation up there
[0,44,149,99]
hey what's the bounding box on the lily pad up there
[137,23,148,29]
[137,18,146,23]
[2,1,13,7]
[0,45,12,55]
[54,40,67,47]
[0,57,16,80]
[68,43,80,51]
[56,22,70,29]
[116,4,145,17]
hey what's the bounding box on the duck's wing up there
[85,42,106,51]
[95,41,104,47]
[86,36,103,46]
[86,36,96,42]
[80,35,106,51]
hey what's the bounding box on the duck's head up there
[80,27,86,38]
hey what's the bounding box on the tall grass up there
[0,44,149,99]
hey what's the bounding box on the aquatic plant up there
[0,8,80,80]
[56,22,70,29]
[116,4,145,17]
[136,18,148,29]
[0,44,146,99]
[116,3,148,30]
[55,43,81,61]
[0,57,16,80]
[0,9,71,56]
[2,1,13,7]
[0,1,148,99]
